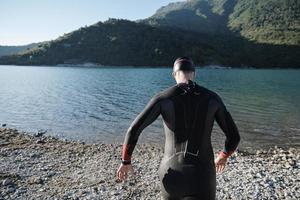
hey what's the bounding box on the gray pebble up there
[1,128,299,199]
[2,178,13,186]
[7,186,16,193]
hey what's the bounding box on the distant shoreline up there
[0,64,299,70]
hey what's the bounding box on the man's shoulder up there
[153,84,179,100]
[195,83,222,101]
[151,82,223,102]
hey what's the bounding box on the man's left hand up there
[117,163,134,181]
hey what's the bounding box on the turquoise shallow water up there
[0,65,299,150]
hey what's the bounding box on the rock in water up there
[34,129,47,137]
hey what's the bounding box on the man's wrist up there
[121,159,131,165]
[219,151,229,159]
[218,150,234,159]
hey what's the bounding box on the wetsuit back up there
[122,80,240,199]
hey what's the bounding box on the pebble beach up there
[0,127,299,199]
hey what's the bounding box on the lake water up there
[0,65,299,150]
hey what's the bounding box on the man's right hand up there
[214,155,227,173]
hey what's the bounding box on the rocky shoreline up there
[0,128,299,199]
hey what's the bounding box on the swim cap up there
[173,56,195,72]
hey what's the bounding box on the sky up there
[0,0,182,46]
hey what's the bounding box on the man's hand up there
[214,155,227,173]
[116,163,134,182]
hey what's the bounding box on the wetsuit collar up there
[176,80,195,88]
[176,80,196,94]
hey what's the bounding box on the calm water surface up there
[0,65,299,150]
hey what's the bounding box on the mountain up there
[0,0,299,68]
[0,19,218,66]
[0,43,38,57]
[142,0,300,45]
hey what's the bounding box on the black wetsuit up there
[122,80,240,200]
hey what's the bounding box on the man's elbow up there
[234,131,241,147]
[127,124,140,135]
[236,131,241,142]
[126,125,142,141]
[228,129,240,149]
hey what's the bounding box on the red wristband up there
[122,144,132,161]
[218,150,234,158]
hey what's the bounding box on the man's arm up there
[121,94,161,164]
[214,95,240,158]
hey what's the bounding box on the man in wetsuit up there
[117,57,240,199]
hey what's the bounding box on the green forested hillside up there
[0,43,38,57]
[229,0,299,45]
[143,0,300,45]
[0,19,215,66]
[0,0,299,68]
[0,19,299,68]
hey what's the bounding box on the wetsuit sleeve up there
[214,95,240,157]
[121,94,161,162]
